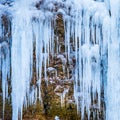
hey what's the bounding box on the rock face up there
[39,14,78,119]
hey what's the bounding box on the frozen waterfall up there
[106,0,120,119]
[0,0,120,120]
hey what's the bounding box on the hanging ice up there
[0,0,120,120]
[106,0,120,120]
[0,41,10,119]
[11,0,54,119]
[63,0,110,119]
[11,6,33,120]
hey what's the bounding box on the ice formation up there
[106,0,120,120]
[0,0,120,120]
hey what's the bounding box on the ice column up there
[11,7,33,120]
[106,0,120,119]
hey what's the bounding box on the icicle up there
[42,12,53,85]
[0,41,10,119]
[34,17,43,103]
[67,1,110,119]
[106,0,120,120]
[64,15,71,59]
[11,4,33,119]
